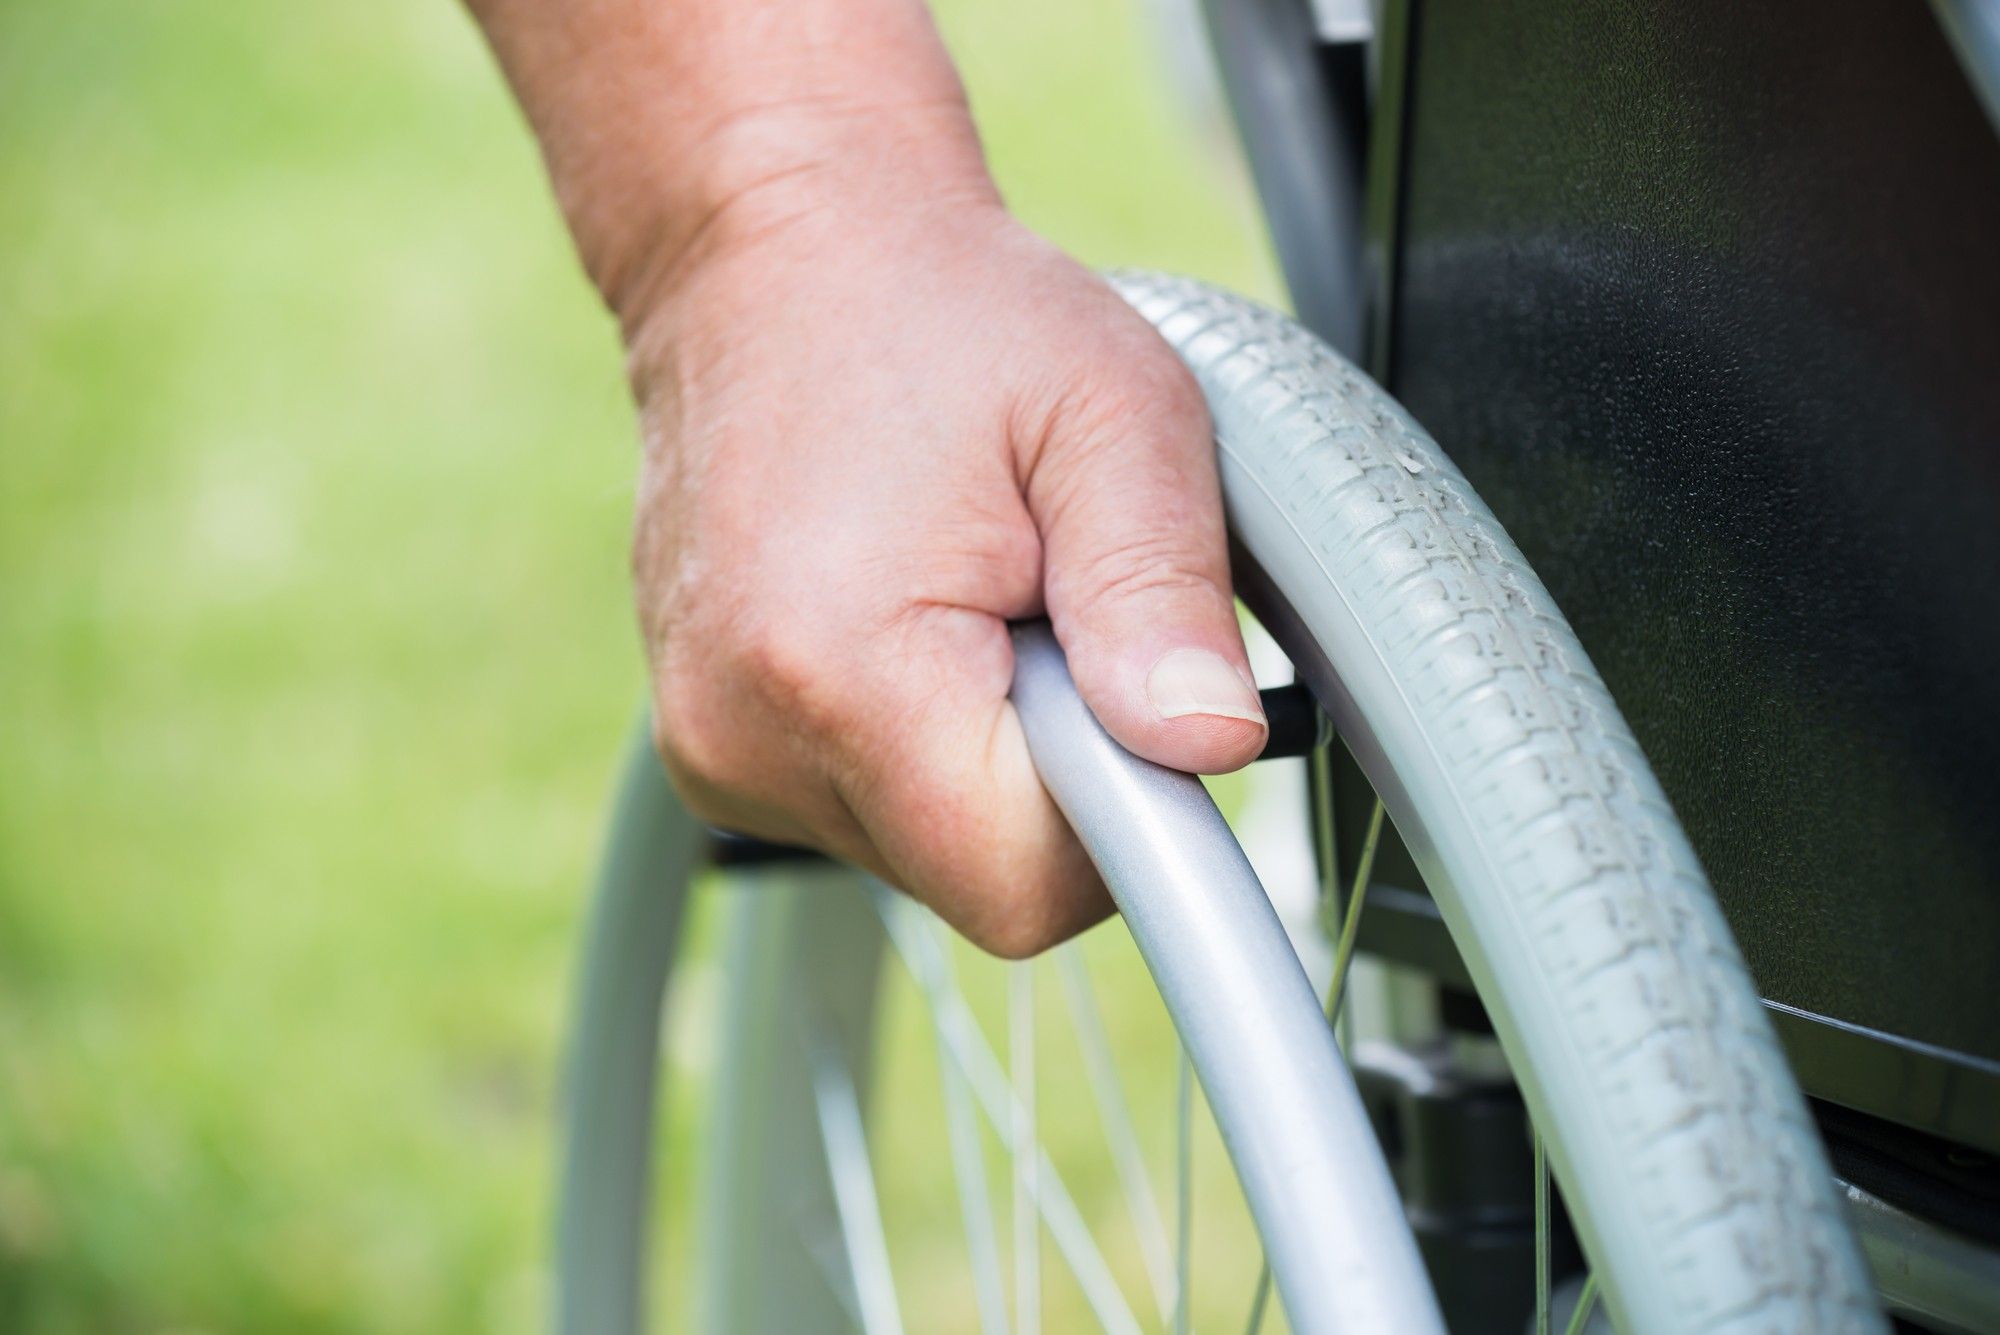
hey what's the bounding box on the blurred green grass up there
[0,0,1277,1328]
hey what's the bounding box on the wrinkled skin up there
[630,179,1265,956]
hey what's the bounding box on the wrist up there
[472,0,1001,333]
[601,98,999,329]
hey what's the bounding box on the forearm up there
[466,0,997,320]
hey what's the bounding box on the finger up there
[1026,336,1265,774]
[652,730,886,870]
[648,636,890,872]
[831,604,1108,958]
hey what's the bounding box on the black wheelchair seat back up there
[1386,0,2000,1067]
[1222,0,2000,1144]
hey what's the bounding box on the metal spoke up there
[936,1016,1009,1335]
[1243,1265,1272,1335]
[1324,799,1386,1024]
[1563,1273,1600,1335]
[1056,947,1177,1322]
[798,1215,867,1330]
[1173,1045,1194,1335]
[1012,961,1040,1335]
[1535,1132,1552,1335]
[809,1033,906,1335]
[872,889,1145,1335]
[1308,739,1339,907]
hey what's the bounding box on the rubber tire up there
[1110,270,1882,1334]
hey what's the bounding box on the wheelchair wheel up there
[556,274,1883,1333]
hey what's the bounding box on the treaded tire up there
[1112,271,1882,1334]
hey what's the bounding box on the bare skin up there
[469,0,1266,956]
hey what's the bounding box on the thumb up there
[1026,355,1266,774]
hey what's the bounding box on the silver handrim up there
[560,720,1447,1333]
[1009,622,1440,1332]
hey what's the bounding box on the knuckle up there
[1053,532,1222,610]
[646,733,733,830]
[970,911,1070,962]
[734,614,842,726]
[1141,354,1210,429]
[650,667,730,788]
[1024,347,1205,481]
[1078,344,1209,440]
[657,764,731,830]
[949,849,1105,961]
[646,585,863,807]
[970,514,1043,589]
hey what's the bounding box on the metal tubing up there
[1844,1178,2000,1334]
[1199,0,1371,358]
[1009,622,1443,1334]
[1931,0,2000,136]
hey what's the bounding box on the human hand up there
[625,159,1265,956]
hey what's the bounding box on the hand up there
[628,169,1266,957]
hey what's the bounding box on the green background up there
[0,0,1279,1328]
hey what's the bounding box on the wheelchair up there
[556,2,2000,1329]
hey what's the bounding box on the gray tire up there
[1111,270,1882,1333]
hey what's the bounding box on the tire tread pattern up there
[1112,272,1880,1333]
